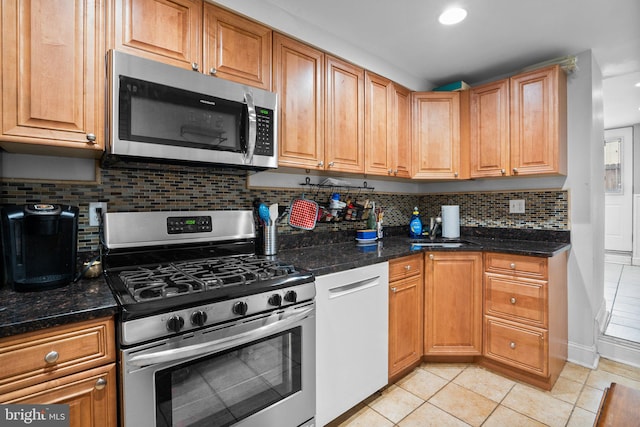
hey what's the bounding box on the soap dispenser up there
[409,207,422,238]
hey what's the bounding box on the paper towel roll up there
[441,205,460,238]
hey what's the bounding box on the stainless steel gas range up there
[101,210,316,427]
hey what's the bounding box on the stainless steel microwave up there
[105,50,278,170]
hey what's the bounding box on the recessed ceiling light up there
[439,7,467,25]
[635,82,640,87]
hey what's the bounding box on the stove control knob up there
[284,290,297,303]
[191,310,208,326]
[166,315,185,333]
[268,294,282,307]
[232,301,248,316]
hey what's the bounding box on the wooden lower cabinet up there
[0,317,116,427]
[481,252,568,390]
[0,364,117,427]
[424,251,483,355]
[388,254,423,379]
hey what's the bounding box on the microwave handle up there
[244,90,257,165]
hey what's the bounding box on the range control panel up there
[167,216,212,234]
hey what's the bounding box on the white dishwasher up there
[315,262,389,426]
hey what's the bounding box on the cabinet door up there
[0,364,117,427]
[412,92,466,179]
[325,55,364,173]
[364,71,392,176]
[273,33,324,169]
[391,83,412,178]
[510,64,567,176]
[1,0,105,156]
[203,3,271,89]
[424,251,482,355]
[111,0,202,70]
[389,274,423,378]
[470,79,510,178]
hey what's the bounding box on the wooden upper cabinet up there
[510,64,567,176]
[364,72,411,178]
[273,33,325,169]
[203,3,272,89]
[412,91,469,179]
[0,0,105,157]
[110,0,202,70]
[392,83,412,178]
[325,55,364,173]
[470,79,510,178]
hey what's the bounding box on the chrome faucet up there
[429,217,442,241]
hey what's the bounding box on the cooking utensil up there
[288,198,319,230]
[258,203,271,225]
[269,203,278,224]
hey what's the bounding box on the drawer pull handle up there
[510,342,516,349]
[510,297,517,304]
[95,378,107,391]
[391,287,397,293]
[404,265,411,271]
[44,351,59,364]
[510,263,516,269]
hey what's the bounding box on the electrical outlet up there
[509,199,525,214]
[89,202,107,226]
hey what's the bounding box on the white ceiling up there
[218,0,640,129]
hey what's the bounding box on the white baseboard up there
[568,341,600,369]
[598,335,640,369]
[605,252,632,264]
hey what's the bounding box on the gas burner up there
[118,255,300,302]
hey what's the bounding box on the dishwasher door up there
[315,262,389,426]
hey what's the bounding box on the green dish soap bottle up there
[409,207,422,238]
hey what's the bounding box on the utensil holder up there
[263,223,277,255]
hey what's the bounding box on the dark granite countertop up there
[0,276,118,338]
[277,234,571,277]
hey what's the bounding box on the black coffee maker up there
[0,204,79,291]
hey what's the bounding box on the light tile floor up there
[604,263,640,342]
[335,358,640,427]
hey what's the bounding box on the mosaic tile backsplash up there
[1,168,568,251]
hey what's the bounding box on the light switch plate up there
[509,199,525,214]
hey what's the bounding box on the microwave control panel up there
[254,107,274,156]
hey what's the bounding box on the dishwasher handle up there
[328,276,380,299]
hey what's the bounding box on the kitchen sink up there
[409,238,480,250]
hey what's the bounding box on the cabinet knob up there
[510,263,516,269]
[388,169,393,174]
[328,161,335,167]
[44,351,59,364]
[393,169,399,175]
[391,287,397,293]
[86,133,96,143]
[454,172,459,178]
[191,62,199,71]
[209,67,217,75]
[500,168,506,175]
[510,342,516,349]
[317,161,324,167]
[512,168,518,174]
[429,254,434,260]
[95,378,107,390]
[404,265,411,271]
[510,297,517,304]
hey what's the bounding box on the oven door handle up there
[127,306,313,367]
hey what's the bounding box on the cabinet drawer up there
[485,253,547,279]
[389,254,423,281]
[0,317,115,394]
[484,317,548,377]
[485,274,548,328]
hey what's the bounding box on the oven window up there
[155,327,302,427]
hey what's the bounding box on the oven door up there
[120,302,315,427]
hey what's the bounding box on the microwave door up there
[244,91,257,165]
